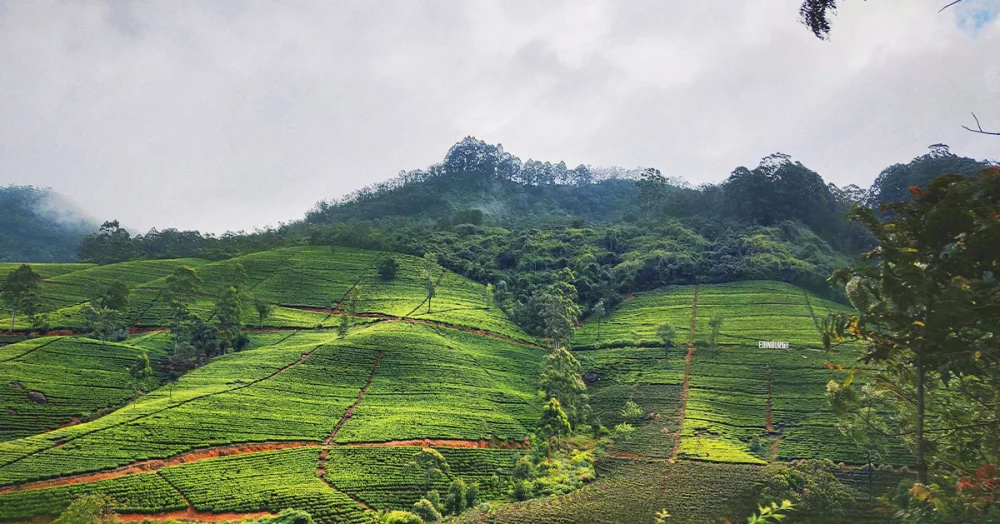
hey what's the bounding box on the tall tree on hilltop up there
[77,220,135,264]
[538,269,582,349]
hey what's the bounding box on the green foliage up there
[412,498,442,522]
[538,348,590,429]
[403,448,451,492]
[1,264,42,332]
[613,423,635,441]
[254,297,274,329]
[539,398,572,457]
[378,257,399,281]
[379,510,422,524]
[162,265,202,325]
[0,186,95,263]
[756,461,857,523]
[825,167,1000,484]
[445,478,468,515]
[747,499,794,524]
[261,509,316,524]
[708,313,724,350]
[656,323,676,355]
[536,271,581,349]
[619,400,642,422]
[77,221,135,265]
[52,495,118,524]
[422,252,438,313]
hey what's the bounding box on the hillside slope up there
[0,186,97,263]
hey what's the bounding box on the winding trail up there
[118,508,277,522]
[670,286,699,460]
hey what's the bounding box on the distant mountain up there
[0,186,98,262]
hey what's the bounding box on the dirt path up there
[1,434,526,496]
[118,508,277,522]
[0,442,314,495]
[323,351,383,447]
[670,287,699,460]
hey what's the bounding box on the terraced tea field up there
[1,250,907,523]
[7,247,531,343]
[0,333,173,441]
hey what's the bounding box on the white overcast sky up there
[1,0,998,233]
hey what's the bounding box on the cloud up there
[0,0,997,233]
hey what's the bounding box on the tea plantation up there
[0,250,908,523]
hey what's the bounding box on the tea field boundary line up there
[130,290,163,327]
[0,336,65,363]
[802,289,822,336]
[322,350,383,446]
[0,341,323,474]
[403,269,448,318]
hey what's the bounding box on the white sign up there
[758,341,790,349]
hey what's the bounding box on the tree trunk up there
[915,357,928,485]
[9,307,14,333]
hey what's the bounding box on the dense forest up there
[0,186,97,263]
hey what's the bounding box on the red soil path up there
[118,508,277,522]
[669,286,699,460]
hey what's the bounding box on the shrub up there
[412,498,441,522]
[378,258,399,281]
[620,400,643,422]
[444,478,468,515]
[262,509,315,524]
[513,479,533,501]
[381,510,422,524]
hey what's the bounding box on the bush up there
[378,257,399,281]
[412,498,441,522]
[261,509,315,524]
[513,479,533,501]
[381,510,422,524]
[445,478,468,515]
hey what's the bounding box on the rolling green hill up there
[0,243,910,523]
